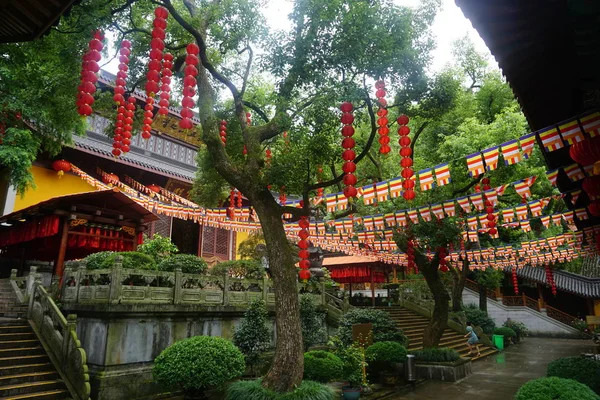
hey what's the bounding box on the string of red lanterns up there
[398,114,414,200]
[118,96,136,154]
[179,43,199,130]
[340,102,358,200]
[298,200,311,281]
[316,166,324,199]
[265,148,272,165]
[512,267,519,295]
[220,120,227,146]
[406,239,415,273]
[438,246,448,272]
[157,52,174,117]
[111,40,132,157]
[375,80,390,155]
[237,190,243,208]
[76,31,103,117]
[545,264,557,296]
[483,178,497,236]
[229,189,236,219]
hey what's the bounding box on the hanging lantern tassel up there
[340,102,357,200]
[179,43,199,130]
[375,80,390,155]
[438,247,449,272]
[298,207,311,281]
[512,268,519,295]
[220,120,227,146]
[398,115,414,200]
[76,30,103,117]
[545,265,557,296]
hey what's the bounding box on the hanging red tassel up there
[512,267,519,294]
[76,30,103,117]
[179,43,199,130]
[298,200,311,281]
[398,114,414,200]
[375,80,390,155]
[340,102,357,200]
[220,120,227,146]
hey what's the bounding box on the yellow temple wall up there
[12,166,94,212]
[236,231,249,260]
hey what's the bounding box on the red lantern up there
[76,31,103,116]
[340,102,357,200]
[397,115,409,126]
[512,268,519,295]
[298,269,311,281]
[582,175,600,197]
[375,80,390,155]
[403,189,415,200]
[102,173,119,185]
[180,43,199,130]
[147,184,161,193]
[588,200,600,217]
[570,135,600,175]
[157,52,174,117]
[51,160,71,177]
[220,120,227,146]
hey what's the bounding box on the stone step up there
[0,380,65,398]
[0,348,44,359]
[0,364,55,378]
[0,372,60,387]
[0,340,40,350]
[409,336,467,351]
[0,388,70,400]
[0,326,32,335]
[0,355,50,368]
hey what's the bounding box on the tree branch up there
[239,46,253,97]
[410,121,428,153]
[242,101,269,123]
[451,175,483,197]
[366,151,383,182]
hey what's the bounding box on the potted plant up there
[328,337,366,399]
[365,341,407,385]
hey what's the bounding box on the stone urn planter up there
[415,358,472,382]
[341,385,361,400]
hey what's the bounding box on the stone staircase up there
[0,280,70,400]
[374,306,497,361]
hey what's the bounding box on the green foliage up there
[233,299,271,369]
[462,304,496,334]
[137,234,178,263]
[365,341,407,373]
[515,377,600,400]
[303,351,344,383]
[338,308,408,347]
[503,320,529,341]
[157,254,208,274]
[547,357,600,394]
[493,327,516,338]
[327,337,365,387]
[101,252,156,270]
[473,268,504,290]
[394,218,463,255]
[83,251,114,270]
[0,128,41,196]
[211,259,265,279]
[153,336,245,393]
[225,379,335,400]
[299,294,326,351]
[413,347,460,363]
[237,232,266,261]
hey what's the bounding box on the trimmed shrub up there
[328,337,364,387]
[366,341,407,374]
[83,251,114,270]
[547,356,600,394]
[493,327,517,347]
[233,299,271,372]
[299,294,326,351]
[153,336,245,395]
[211,259,265,279]
[157,254,208,274]
[225,379,335,400]
[414,347,460,363]
[137,234,178,263]
[462,304,495,334]
[303,350,344,383]
[338,308,408,347]
[516,377,600,400]
[101,252,156,270]
[503,320,529,342]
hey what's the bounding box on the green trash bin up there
[493,334,504,350]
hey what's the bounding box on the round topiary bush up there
[547,356,600,394]
[153,336,245,397]
[83,251,114,270]
[516,377,600,400]
[157,254,208,274]
[303,350,344,383]
[462,304,496,334]
[338,308,408,347]
[365,341,407,373]
[225,379,335,400]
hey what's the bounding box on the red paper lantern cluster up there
[398,115,414,200]
[588,200,600,217]
[512,268,519,295]
[157,53,174,116]
[570,134,600,175]
[406,239,415,273]
[375,80,390,155]
[220,120,227,146]
[298,210,311,281]
[179,43,199,130]
[265,148,272,165]
[438,247,448,272]
[340,102,357,200]
[76,31,103,117]
[113,40,131,106]
[146,7,169,98]
[121,97,135,154]
[545,265,557,296]
[481,176,491,191]
[246,112,252,126]
[237,191,243,208]
[279,187,287,205]
[484,185,497,235]
[316,166,324,198]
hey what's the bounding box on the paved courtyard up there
[390,337,597,400]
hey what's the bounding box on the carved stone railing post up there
[109,256,123,304]
[64,314,77,365]
[223,273,229,306]
[262,276,268,303]
[174,268,182,305]
[26,266,38,300]
[62,265,72,300]
[74,262,85,303]
[10,269,16,280]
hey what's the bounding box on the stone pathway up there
[388,337,597,399]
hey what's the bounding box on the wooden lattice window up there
[151,214,172,239]
[201,226,231,259]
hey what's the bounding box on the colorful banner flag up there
[483,189,498,206]
[562,211,575,224]
[362,185,376,205]
[519,220,531,232]
[540,216,550,228]
[467,216,478,231]
[443,201,456,217]
[564,164,585,182]
[431,203,444,220]
[388,178,403,198]
[519,133,537,159]
[469,193,484,211]
[551,214,562,226]
[337,195,348,211]
[407,209,419,224]
[384,213,396,227]
[482,146,500,171]
[569,190,581,205]
[468,230,479,243]
[580,111,600,138]
[374,181,389,203]
[514,180,532,198]
[457,196,471,213]
[528,200,542,217]
[501,208,516,223]
[325,194,338,213]
[395,211,407,227]
[495,184,509,196]
[583,164,595,177]
[418,206,432,222]
[546,169,559,186]
[516,205,528,220]
[418,169,435,191]
[466,152,485,177]
[434,163,451,186]
[373,215,385,230]
[538,126,564,152]
[500,140,522,166]
[558,119,585,145]
[575,208,589,221]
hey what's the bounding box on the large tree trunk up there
[478,285,488,312]
[251,191,304,391]
[420,260,450,348]
[451,259,469,312]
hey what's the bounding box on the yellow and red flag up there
[375,181,389,203]
[559,119,585,145]
[418,206,432,222]
[431,203,444,220]
[580,111,600,138]
[519,133,536,159]
[384,213,396,227]
[457,196,471,213]
[569,190,581,205]
[469,193,484,211]
[361,184,376,205]
[575,208,589,221]
[514,180,532,198]
[482,146,500,170]
[502,208,516,223]
[551,214,562,226]
[443,201,456,217]
[418,169,435,191]
[564,163,585,182]
[528,200,542,217]
[466,152,485,177]
[388,178,403,198]
[467,216,478,231]
[395,211,407,226]
[500,140,522,165]
[407,209,419,224]
[515,205,529,220]
[538,127,564,152]
[519,220,531,232]
[546,169,559,186]
[434,163,451,186]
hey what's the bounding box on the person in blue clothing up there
[464,321,481,357]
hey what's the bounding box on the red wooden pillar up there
[54,218,70,284]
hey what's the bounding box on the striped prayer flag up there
[407,209,419,224]
[457,196,471,213]
[469,193,484,211]
[495,184,509,196]
[431,203,444,220]
[325,194,338,213]
[569,190,581,205]
[538,127,564,152]
[501,208,515,223]
[562,211,575,224]
[375,181,389,203]
[388,178,403,198]
[483,189,498,206]
[528,200,542,217]
[361,185,376,205]
[500,140,522,165]
[434,163,451,186]
[418,169,435,191]
[466,152,485,177]
[468,231,479,243]
[575,208,589,221]
[395,211,407,227]
[467,216,478,231]
[443,201,456,217]
[363,217,374,231]
[519,133,537,159]
[384,213,396,227]
[583,164,595,177]
[540,216,550,228]
[519,220,531,232]
[546,169,559,186]
[373,215,385,230]
[482,146,500,170]
[337,195,348,211]
[580,111,600,138]
[564,163,585,182]
[516,205,528,220]
[558,119,585,145]
[514,180,532,198]
[418,206,432,222]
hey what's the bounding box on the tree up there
[233,299,271,375]
[472,267,504,312]
[449,257,470,313]
[299,294,326,351]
